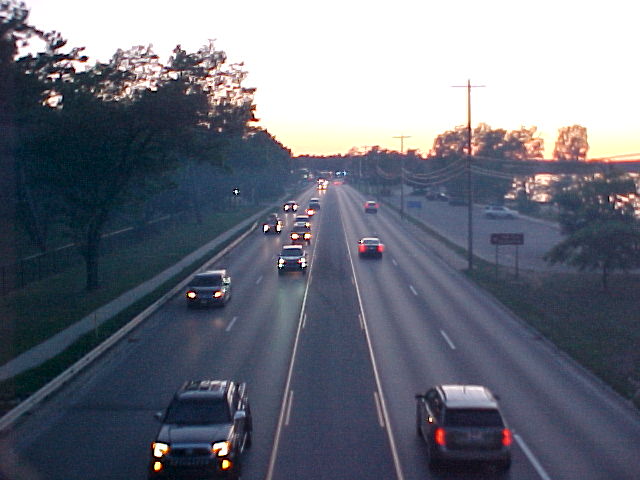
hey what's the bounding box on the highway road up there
[2,183,640,480]
[389,190,565,271]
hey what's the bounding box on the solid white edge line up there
[285,390,294,426]
[409,285,418,296]
[302,313,307,329]
[439,329,456,350]
[515,434,553,480]
[339,197,405,480]
[358,313,364,330]
[265,200,319,480]
[373,391,385,428]
[225,316,238,332]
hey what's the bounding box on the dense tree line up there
[1,1,292,290]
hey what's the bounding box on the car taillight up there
[377,244,384,252]
[502,428,512,447]
[213,291,223,298]
[291,233,299,239]
[186,291,197,299]
[304,233,311,239]
[435,428,446,446]
[358,244,366,252]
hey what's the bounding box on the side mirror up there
[234,410,247,422]
[415,394,425,400]
[154,411,163,421]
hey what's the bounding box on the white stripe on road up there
[373,391,385,428]
[391,258,398,266]
[409,285,418,296]
[440,329,456,350]
[302,314,307,329]
[284,390,294,426]
[225,316,238,332]
[255,275,263,285]
[515,434,552,480]
[358,314,364,330]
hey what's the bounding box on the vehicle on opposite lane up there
[364,200,379,213]
[416,384,512,471]
[484,205,517,219]
[358,237,384,258]
[149,379,252,480]
[277,244,308,274]
[185,270,232,308]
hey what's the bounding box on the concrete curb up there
[0,220,259,433]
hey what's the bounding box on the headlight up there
[212,441,231,457]
[278,258,285,265]
[186,291,197,299]
[153,442,170,458]
[213,291,223,298]
[263,224,269,232]
[291,233,299,239]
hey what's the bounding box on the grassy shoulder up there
[0,207,260,368]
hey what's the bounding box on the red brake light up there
[358,244,366,252]
[377,244,384,252]
[502,428,512,447]
[435,428,446,446]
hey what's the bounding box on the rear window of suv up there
[444,408,504,427]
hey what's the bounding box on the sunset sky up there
[23,0,640,159]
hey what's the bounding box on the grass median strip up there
[0,207,259,407]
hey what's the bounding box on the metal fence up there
[1,215,176,295]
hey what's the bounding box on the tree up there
[553,125,588,161]
[544,171,640,289]
[14,36,255,290]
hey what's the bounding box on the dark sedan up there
[185,269,231,307]
[358,237,384,258]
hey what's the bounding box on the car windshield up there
[444,408,504,427]
[363,239,378,245]
[190,275,223,287]
[165,398,231,425]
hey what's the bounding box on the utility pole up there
[452,79,484,271]
[392,135,411,219]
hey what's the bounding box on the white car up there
[484,205,517,219]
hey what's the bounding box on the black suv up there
[149,380,252,479]
[278,244,308,273]
[416,384,511,470]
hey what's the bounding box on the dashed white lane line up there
[373,391,385,428]
[440,329,456,350]
[226,316,238,332]
[409,285,418,296]
[256,275,263,285]
[284,390,294,426]
[515,434,552,480]
[392,258,398,267]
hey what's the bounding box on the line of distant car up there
[152,189,512,478]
